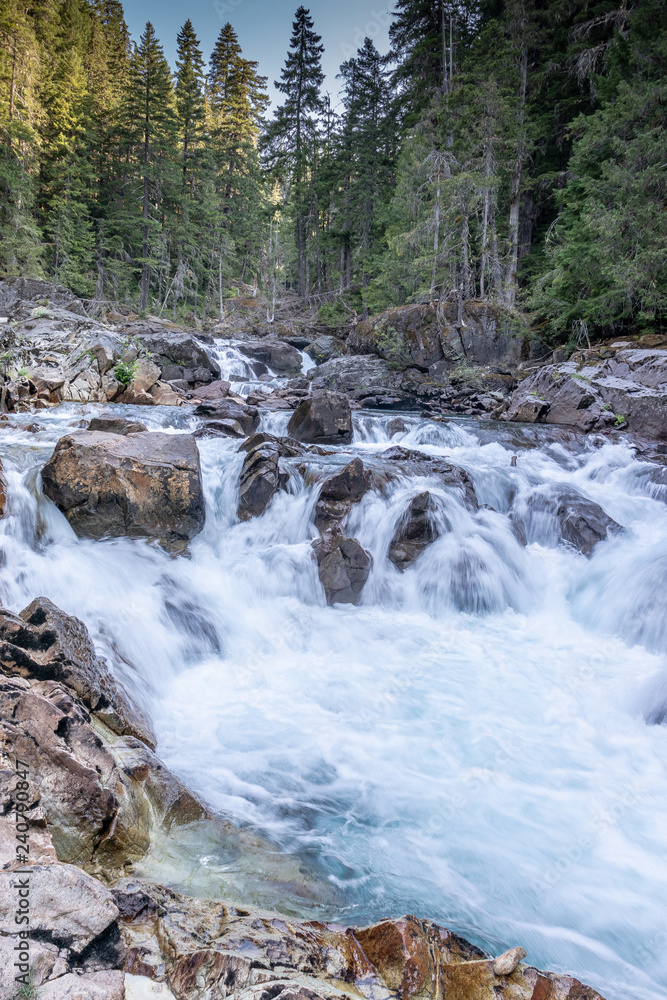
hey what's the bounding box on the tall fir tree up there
[116,21,177,310]
[207,22,268,283]
[261,6,324,295]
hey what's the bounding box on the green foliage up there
[614,414,627,427]
[317,301,350,326]
[113,359,138,385]
[0,0,663,345]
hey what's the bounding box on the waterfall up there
[1,401,667,1000]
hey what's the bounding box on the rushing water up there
[1,345,667,1000]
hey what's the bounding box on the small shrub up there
[30,306,53,320]
[614,414,627,427]
[376,323,410,369]
[317,301,349,326]
[113,360,138,385]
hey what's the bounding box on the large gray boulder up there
[380,447,478,510]
[237,437,289,521]
[314,457,372,530]
[313,534,372,604]
[348,302,534,370]
[507,349,667,440]
[41,430,205,553]
[194,399,260,438]
[288,390,352,444]
[510,485,622,556]
[238,340,304,375]
[389,491,440,570]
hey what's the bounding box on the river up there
[1,342,666,1000]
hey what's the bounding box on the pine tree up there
[261,6,324,295]
[335,38,393,314]
[171,19,207,312]
[207,22,268,283]
[532,0,667,338]
[116,21,177,310]
[0,0,44,275]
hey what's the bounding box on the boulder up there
[194,399,260,438]
[288,391,352,445]
[510,485,622,556]
[0,596,153,744]
[87,416,148,435]
[388,417,407,437]
[0,675,150,865]
[237,438,289,521]
[238,340,304,375]
[349,301,532,371]
[309,355,417,409]
[507,349,667,440]
[313,534,372,605]
[305,335,346,364]
[41,430,205,553]
[314,458,372,529]
[0,862,126,999]
[126,328,218,379]
[115,359,162,405]
[381,447,478,510]
[189,380,231,403]
[389,491,440,570]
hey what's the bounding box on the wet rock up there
[314,457,372,529]
[381,447,478,510]
[0,462,6,517]
[0,596,153,744]
[87,416,148,435]
[493,946,527,976]
[509,396,551,423]
[388,417,407,436]
[313,534,371,604]
[237,438,289,521]
[389,491,440,570]
[188,379,231,403]
[288,391,352,445]
[41,430,205,553]
[510,485,622,556]
[309,355,417,409]
[112,881,606,1000]
[238,340,304,375]
[305,335,346,364]
[0,675,150,865]
[194,399,260,438]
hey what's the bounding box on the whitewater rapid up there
[1,350,667,1000]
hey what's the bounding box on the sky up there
[124,0,394,112]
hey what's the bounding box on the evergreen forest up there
[1,0,665,342]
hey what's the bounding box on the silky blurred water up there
[1,400,666,1000]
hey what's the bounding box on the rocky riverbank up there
[0,593,607,1000]
[2,279,665,453]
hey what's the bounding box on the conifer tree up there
[262,6,324,295]
[207,22,268,281]
[0,0,44,275]
[117,21,177,310]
